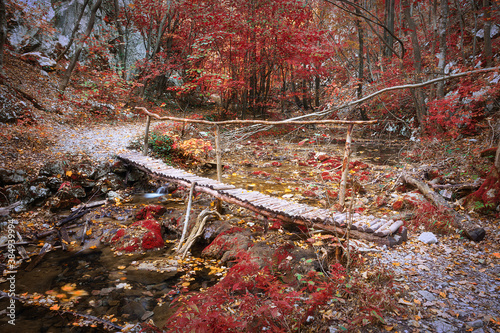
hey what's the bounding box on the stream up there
[0,140,404,332]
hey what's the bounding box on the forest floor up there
[0,53,499,332]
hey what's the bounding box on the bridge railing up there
[134,107,377,208]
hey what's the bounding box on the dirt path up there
[49,120,151,160]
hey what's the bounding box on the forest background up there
[0,0,498,141]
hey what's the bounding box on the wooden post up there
[143,115,151,155]
[339,124,354,208]
[215,125,223,213]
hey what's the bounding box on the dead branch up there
[0,201,21,216]
[25,242,53,272]
[179,208,222,258]
[402,173,485,242]
[135,107,377,126]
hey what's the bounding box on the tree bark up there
[402,173,485,242]
[383,0,395,57]
[355,1,364,102]
[483,0,493,67]
[59,0,103,92]
[113,0,127,78]
[436,0,449,98]
[402,0,427,126]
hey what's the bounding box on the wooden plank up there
[365,219,385,233]
[373,220,394,236]
[374,220,403,237]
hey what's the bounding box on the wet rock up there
[418,232,438,244]
[127,261,178,284]
[99,173,125,192]
[39,160,67,177]
[121,300,146,320]
[94,161,112,179]
[5,184,30,204]
[136,205,167,220]
[107,191,122,201]
[28,184,51,203]
[202,227,251,264]
[45,182,86,210]
[111,161,128,175]
[0,168,27,185]
[126,169,147,182]
[106,219,164,252]
[46,177,63,191]
[70,161,97,180]
[57,182,86,199]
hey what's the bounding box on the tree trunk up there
[436,0,449,98]
[453,0,466,62]
[0,0,6,69]
[402,0,427,126]
[113,0,127,78]
[59,0,103,92]
[483,0,492,67]
[355,2,364,102]
[315,74,320,107]
[383,0,395,57]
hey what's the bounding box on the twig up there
[25,242,52,272]
[177,182,196,251]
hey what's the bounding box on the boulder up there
[0,168,27,185]
[39,160,67,177]
[20,52,56,71]
[106,219,165,252]
[98,173,124,192]
[202,227,251,264]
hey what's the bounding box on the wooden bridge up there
[117,150,406,246]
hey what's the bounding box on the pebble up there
[432,319,457,333]
[418,290,436,302]
[467,319,484,328]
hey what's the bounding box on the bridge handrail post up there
[143,115,151,155]
[215,125,223,213]
[339,123,354,208]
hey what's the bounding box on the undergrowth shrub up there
[410,201,455,234]
[164,251,400,332]
[149,132,176,156]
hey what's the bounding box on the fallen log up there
[402,173,485,242]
